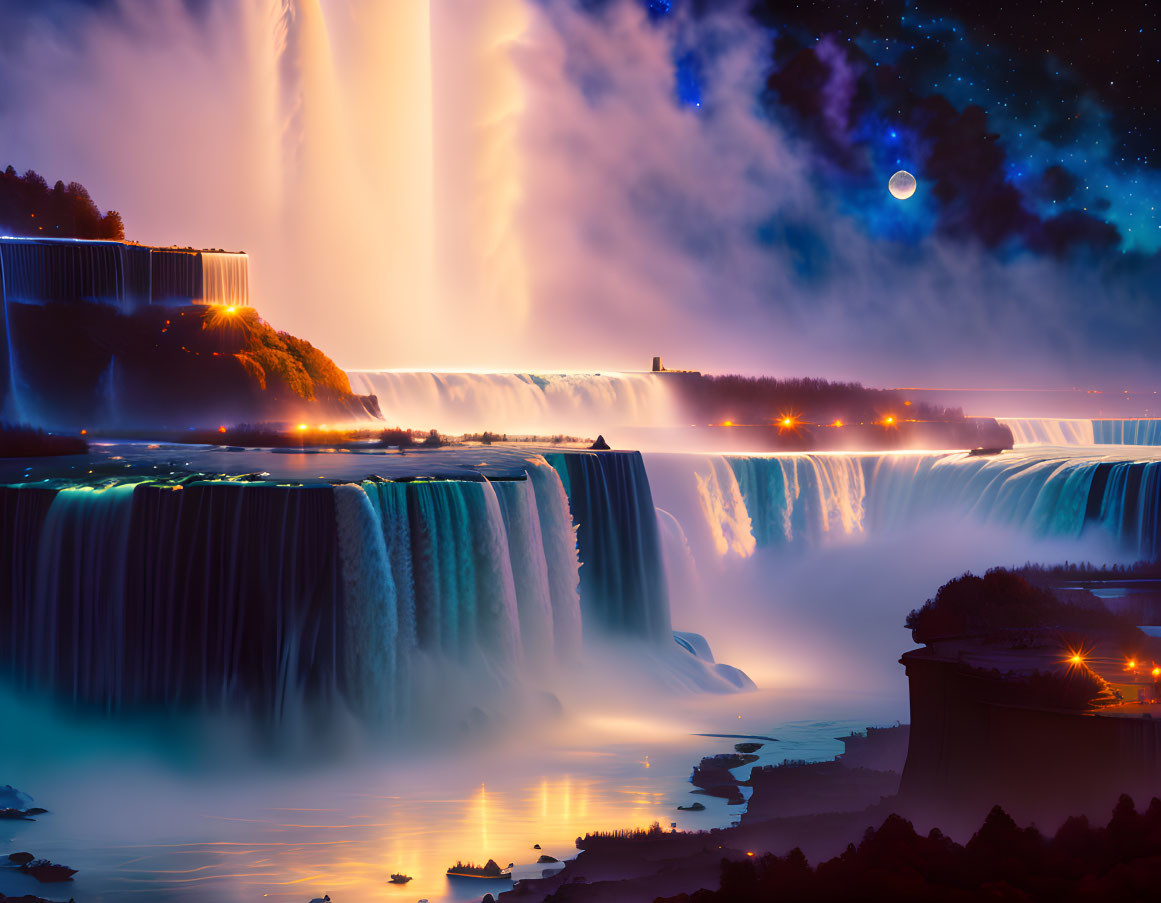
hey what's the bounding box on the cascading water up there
[1093,420,1161,446]
[198,251,250,307]
[1000,418,1161,447]
[999,418,1096,446]
[646,450,1161,565]
[0,457,592,722]
[0,244,21,421]
[346,371,678,435]
[546,450,672,644]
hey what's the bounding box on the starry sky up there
[1,0,1157,385]
[652,0,1159,258]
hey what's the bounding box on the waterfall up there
[999,417,1095,446]
[999,418,1161,447]
[333,483,398,721]
[0,243,23,420]
[0,452,604,720]
[546,451,672,644]
[728,454,866,548]
[199,252,250,307]
[346,371,677,435]
[1093,420,1161,446]
[494,480,556,667]
[522,456,583,658]
[96,354,120,426]
[654,450,1161,561]
[0,238,125,307]
[25,484,139,707]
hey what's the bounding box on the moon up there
[889,170,917,200]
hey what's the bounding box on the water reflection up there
[0,690,903,903]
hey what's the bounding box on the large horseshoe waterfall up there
[0,451,678,723]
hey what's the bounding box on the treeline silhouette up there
[1018,561,1161,581]
[904,568,1135,644]
[0,423,87,457]
[682,375,962,425]
[0,165,124,240]
[660,796,1161,903]
[577,822,669,849]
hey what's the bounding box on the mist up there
[0,0,1155,386]
[644,451,1137,696]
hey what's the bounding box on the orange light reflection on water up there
[105,769,674,903]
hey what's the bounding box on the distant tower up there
[652,356,663,372]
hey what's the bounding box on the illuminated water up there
[0,685,899,903]
[1001,418,1161,447]
[4,442,1161,902]
[346,371,679,436]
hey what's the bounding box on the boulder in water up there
[588,435,611,450]
[8,852,35,866]
[22,859,77,883]
[536,854,559,863]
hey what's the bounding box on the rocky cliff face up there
[899,648,1161,833]
[5,301,379,430]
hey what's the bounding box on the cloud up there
[0,0,1155,388]
[511,0,1160,385]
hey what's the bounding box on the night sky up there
[656,0,1159,259]
[2,0,1157,382]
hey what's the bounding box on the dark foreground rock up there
[500,729,906,903]
[5,857,77,883]
[0,808,47,821]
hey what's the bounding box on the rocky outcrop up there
[5,302,380,430]
[899,647,1161,831]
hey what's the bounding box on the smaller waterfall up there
[999,418,1095,446]
[334,484,398,720]
[1000,418,1161,448]
[729,454,867,548]
[648,450,1161,565]
[346,370,677,435]
[0,238,124,306]
[546,451,672,643]
[494,479,556,666]
[95,354,120,426]
[1094,420,1161,446]
[199,252,250,307]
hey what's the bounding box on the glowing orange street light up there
[746,852,755,857]
[883,415,896,426]
[1151,666,1160,679]
[218,425,227,434]
[833,420,844,427]
[1069,653,1084,666]
[721,420,735,427]
[297,424,308,432]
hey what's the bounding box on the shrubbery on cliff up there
[226,308,353,402]
[905,568,1131,643]
[0,165,124,240]
[659,795,1161,903]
